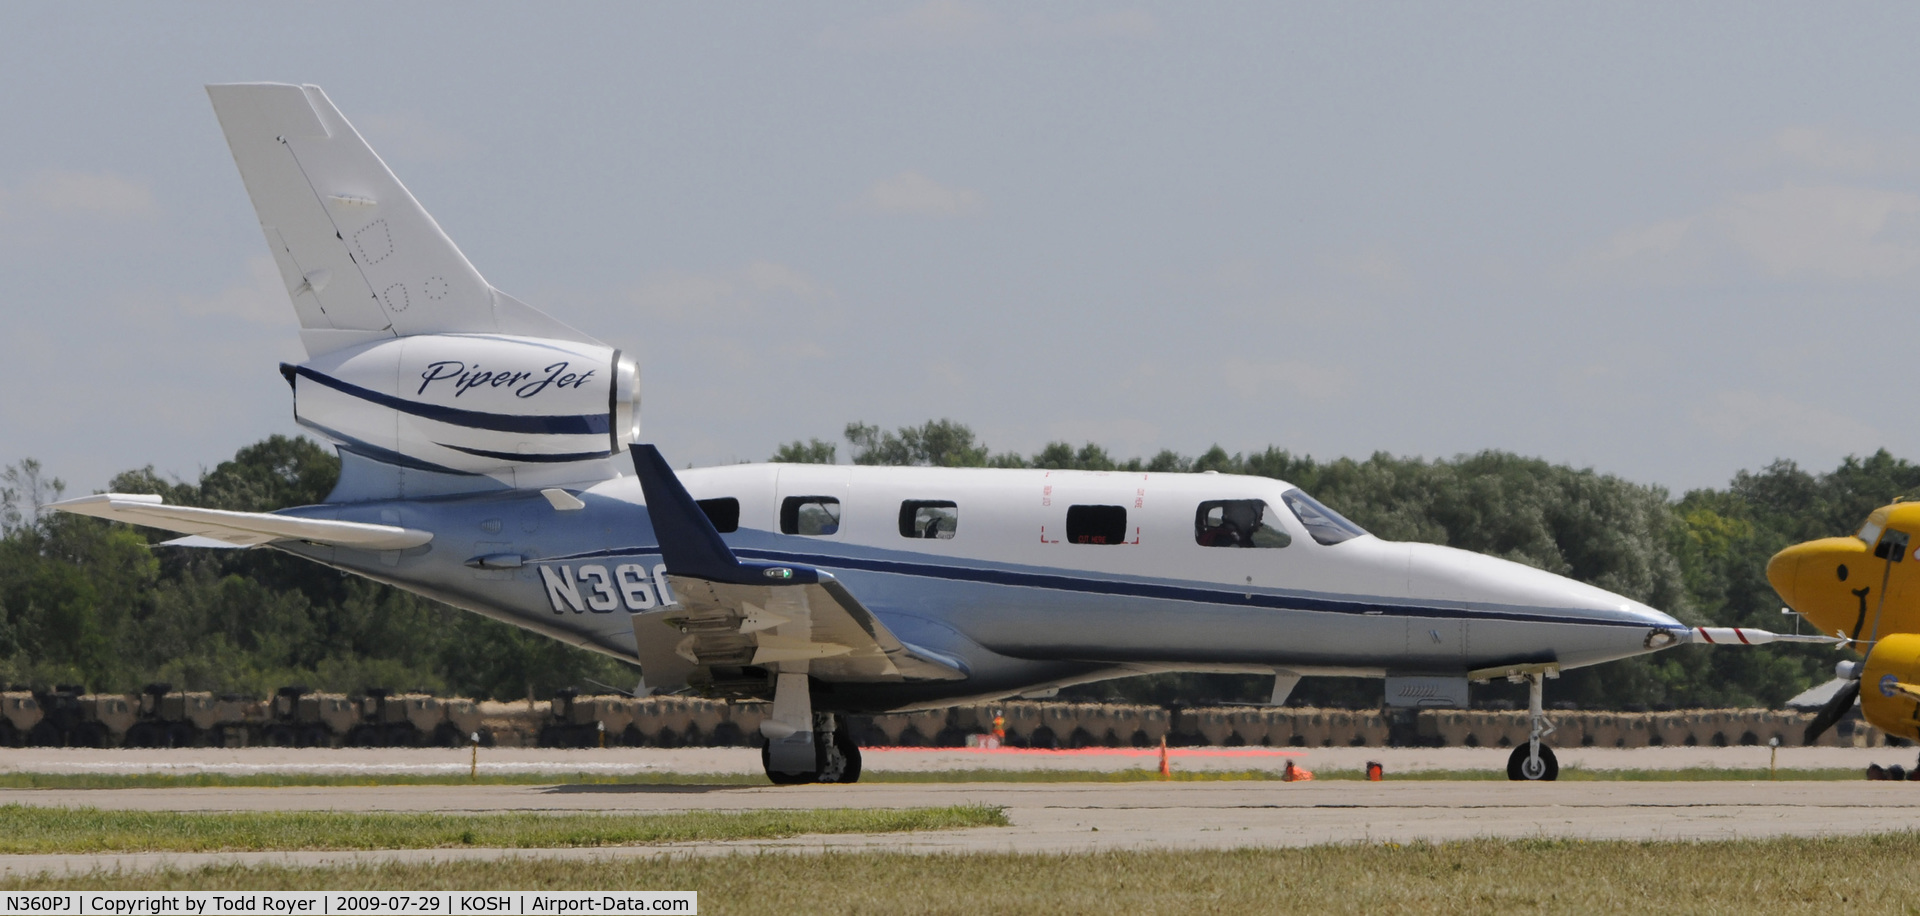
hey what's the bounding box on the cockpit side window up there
[1859,520,1885,548]
[1194,500,1291,548]
[1875,529,1909,562]
[1281,488,1368,546]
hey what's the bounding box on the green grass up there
[0,766,1868,790]
[3,834,1916,913]
[0,804,1005,854]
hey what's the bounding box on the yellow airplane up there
[1768,500,1920,743]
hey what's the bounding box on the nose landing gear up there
[1505,668,1559,781]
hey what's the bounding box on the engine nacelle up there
[287,334,639,477]
[1860,633,1920,743]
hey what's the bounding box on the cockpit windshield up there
[1859,519,1885,548]
[1281,488,1368,546]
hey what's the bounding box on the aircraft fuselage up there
[276,462,1681,713]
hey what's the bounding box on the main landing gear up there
[1506,669,1559,781]
[760,712,862,785]
[759,671,862,785]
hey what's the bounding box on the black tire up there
[262,724,297,747]
[165,723,198,749]
[1507,744,1559,781]
[125,722,163,748]
[761,744,817,785]
[831,728,862,784]
[299,725,332,748]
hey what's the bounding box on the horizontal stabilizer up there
[50,494,433,550]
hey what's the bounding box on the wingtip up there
[49,493,164,510]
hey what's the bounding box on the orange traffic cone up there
[1158,736,1171,779]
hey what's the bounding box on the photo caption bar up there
[0,892,696,916]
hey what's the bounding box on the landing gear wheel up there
[1507,744,1558,781]
[1504,668,1561,782]
[758,714,865,784]
[761,744,817,785]
[815,719,861,784]
[830,727,863,784]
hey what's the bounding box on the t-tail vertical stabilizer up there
[206,84,638,497]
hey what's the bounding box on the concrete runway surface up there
[5,776,1920,875]
[0,743,1910,776]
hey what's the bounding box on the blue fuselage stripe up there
[537,542,1654,630]
[295,366,610,436]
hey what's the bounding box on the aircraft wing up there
[630,444,967,684]
[49,494,433,550]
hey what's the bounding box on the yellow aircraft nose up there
[1768,536,1870,638]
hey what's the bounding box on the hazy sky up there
[4,4,1918,498]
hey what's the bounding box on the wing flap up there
[628,443,967,686]
[51,494,432,550]
[661,573,964,682]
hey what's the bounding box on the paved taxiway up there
[3,780,1919,875]
[0,744,1904,776]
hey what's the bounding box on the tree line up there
[3,423,1913,709]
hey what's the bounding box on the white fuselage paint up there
[284,455,1682,713]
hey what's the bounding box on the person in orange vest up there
[992,712,1005,744]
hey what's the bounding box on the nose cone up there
[1769,536,1868,637]
[1405,543,1680,627]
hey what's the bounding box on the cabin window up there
[1066,505,1128,545]
[780,496,841,536]
[1281,488,1368,546]
[900,500,958,539]
[1195,499,1291,548]
[1875,529,1910,562]
[696,497,740,533]
[1859,519,1885,548]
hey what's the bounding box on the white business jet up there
[54,84,1811,783]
